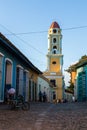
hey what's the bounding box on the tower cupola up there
[44,21,64,101]
[50,21,60,29]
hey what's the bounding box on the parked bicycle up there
[8,95,30,111]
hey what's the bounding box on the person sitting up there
[8,88,16,100]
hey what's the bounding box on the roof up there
[66,55,87,72]
[0,32,42,74]
[65,89,74,94]
[39,74,54,88]
[50,21,60,29]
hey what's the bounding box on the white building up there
[37,75,54,102]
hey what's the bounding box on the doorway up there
[4,59,12,101]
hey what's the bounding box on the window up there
[58,30,60,33]
[53,46,57,49]
[50,79,56,87]
[53,50,56,54]
[52,61,56,64]
[53,29,57,33]
[53,38,56,43]
[52,46,57,54]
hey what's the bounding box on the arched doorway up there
[4,59,12,101]
[16,65,23,97]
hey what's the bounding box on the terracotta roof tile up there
[50,21,60,29]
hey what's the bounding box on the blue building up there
[0,33,42,102]
[66,55,87,102]
[76,62,87,101]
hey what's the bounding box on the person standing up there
[72,95,75,102]
[43,91,46,102]
[39,91,42,102]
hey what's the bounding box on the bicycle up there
[8,95,30,111]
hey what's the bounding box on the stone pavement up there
[0,102,87,130]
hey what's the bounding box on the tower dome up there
[50,21,60,29]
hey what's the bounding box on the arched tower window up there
[53,38,56,43]
[53,50,56,54]
[53,46,57,49]
[53,29,57,33]
[52,46,57,54]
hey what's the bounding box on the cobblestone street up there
[0,102,87,130]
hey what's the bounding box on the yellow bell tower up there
[44,21,64,100]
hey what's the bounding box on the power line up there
[0,24,47,69]
[63,25,87,30]
[5,31,48,35]
[3,25,87,36]
[0,24,46,56]
[1,23,87,60]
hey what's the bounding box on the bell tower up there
[44,21,64,100]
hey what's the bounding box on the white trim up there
[0,52,4,57]
[24,69,29,73]
[5,58,13,64]
[16,65,23,69]
[50,72,56,75]
[45,75,63,79]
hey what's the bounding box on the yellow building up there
[66,55,87,85]
[43,21,64,100]
[66,64,77,85]
[29,67,42,101]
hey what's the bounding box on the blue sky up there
[0,0,87,86]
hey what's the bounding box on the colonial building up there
[43,21,64,101]
[66,55,87,101]
[29,69,41,101]
[37,74,54,102]
[0,33,42,102]
[64,89,73,102]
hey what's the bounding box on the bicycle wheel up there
[22,102,30,110]
[10,100,16,110]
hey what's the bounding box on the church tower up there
[44,21,64,100]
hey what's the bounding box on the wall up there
[0,43,30,102]
[37,76,53,102]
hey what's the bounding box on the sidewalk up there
[0,103,10,110]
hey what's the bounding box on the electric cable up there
[3,25,87,36]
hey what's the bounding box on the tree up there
[67,83,74,93]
